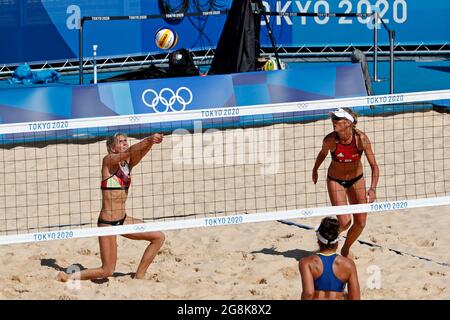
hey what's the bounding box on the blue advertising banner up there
[0,1,449,65]
[0,65,367,143]
[0,65,366,124]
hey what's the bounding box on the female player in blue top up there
[299,217,360,300]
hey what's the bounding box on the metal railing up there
[3,44,449,80]
[373,11,396,93]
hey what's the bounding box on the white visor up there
[315,231,341,245]
[330,108,354,123]
[314,225,341,245]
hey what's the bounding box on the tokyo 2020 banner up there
[0,0,449,65]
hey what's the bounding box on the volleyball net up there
[1,89,450,245]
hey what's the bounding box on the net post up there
[373,11,379,82]
[389,29,395,94]
[79,17,84,85]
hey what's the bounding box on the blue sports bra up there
[313,253,346,292]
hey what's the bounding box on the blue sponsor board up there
[0,0,449,65]
[0,64,367,144]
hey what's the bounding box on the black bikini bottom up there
[97,214,127,226]
[327,174,363,189]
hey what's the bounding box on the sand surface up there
[0,110,449,299]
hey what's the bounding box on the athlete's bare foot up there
[132,272,147,280]
[56,271,68,282]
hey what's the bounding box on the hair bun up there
[318,217,340,242]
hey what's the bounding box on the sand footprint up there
[281,267,297,280]
[77,248,92,255]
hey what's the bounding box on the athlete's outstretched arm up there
[103,148,131,166]
[101,133,163,168]
[128,133,163,168]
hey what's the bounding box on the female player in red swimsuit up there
[312,108,379,257]
[57,132,165,281]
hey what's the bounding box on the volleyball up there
[262,58,286,71]
[263,58,278,71]
[155,27,178,50]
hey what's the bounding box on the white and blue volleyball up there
[155,27,178,50]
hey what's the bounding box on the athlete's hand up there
[150,133,163,144]
[312,169,318,184]
[367,188,376,203]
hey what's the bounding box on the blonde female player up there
[312,108,379,257]
[57,132,165,281]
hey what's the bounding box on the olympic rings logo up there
[128,116,140,123]
[133,225,146,232]
[300,209,313,217]
[141,87,193,113]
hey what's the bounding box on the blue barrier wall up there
[0,65,366,124]
[1,0,449,65]
[0,65,367,144]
